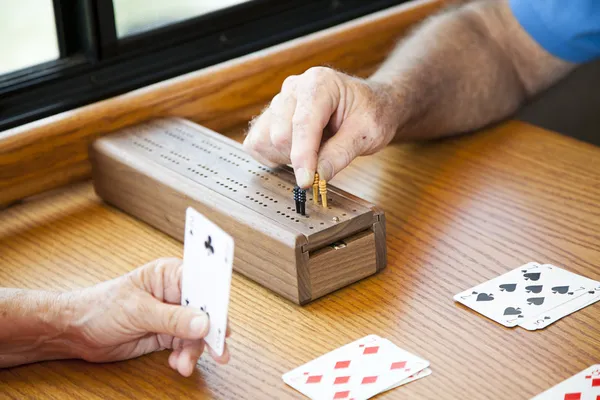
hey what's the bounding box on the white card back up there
[182,207,234,356]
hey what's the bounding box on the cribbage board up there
[90,118,386,304]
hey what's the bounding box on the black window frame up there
[0,0,409,131]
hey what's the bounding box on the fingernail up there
[317,160,333,181]
[189,314,209,336]
[295,168,313,188]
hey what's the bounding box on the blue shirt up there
[509,0,600,63]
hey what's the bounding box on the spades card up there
[531,364,600,399]
[520,282,600,331]
[181,207,234,356]
[454,262,597,328]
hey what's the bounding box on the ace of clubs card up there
[181,207,234,356]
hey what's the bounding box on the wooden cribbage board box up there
[90,118,386,304]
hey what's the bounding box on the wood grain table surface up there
[1,120,599,399]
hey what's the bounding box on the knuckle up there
[290,148,317,167]
[301,67,330,90]
[270,93,282,108]
[270,130,290,150]
[291,112,310,129]
[168,308,183,332]
[245,134,262,153]
[281,75,297,91]
[332,144,354,167]
[304,66,329,80]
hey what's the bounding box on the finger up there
[177,340,205,377]
[316,116,366,181]
[244,109,288,167]
[137,299,210,340]
[226,323,232,338]
[269,78,297,158]
[290,68,338,188]
[208,342,231,365]
[168,348,182,370]
[134,257,183,305]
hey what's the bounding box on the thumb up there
[139,300,210,340]
[317,117,366,181]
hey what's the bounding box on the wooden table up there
[1,121,599,399]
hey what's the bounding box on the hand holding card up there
[182,207,235,357]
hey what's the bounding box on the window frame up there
[0,0,409,131]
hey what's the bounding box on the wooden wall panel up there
[0,0,443,208]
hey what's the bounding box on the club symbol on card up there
[200,305,210,319]
[526,285,543,293]
[503,307,522,316]
[527,297,545,306]
[523,272,541,281]
[476,293,494,301]
[185,298,190,306]
[189,229,193,236]
[204,236,214,255]
[499,284,516,292]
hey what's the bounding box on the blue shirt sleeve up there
[509,0,600,63]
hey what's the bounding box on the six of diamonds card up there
[282,335,430,400]
[531,365,600,400]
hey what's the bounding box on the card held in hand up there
[181,207,234,356]
[531,364,600,400]
[282,335,429,400]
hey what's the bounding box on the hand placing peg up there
[319,179,327,208]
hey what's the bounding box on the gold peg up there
[312,173,320,204]
[319,179,328,208]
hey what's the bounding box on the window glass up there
[113,0,253,38]
[0,0,59,75]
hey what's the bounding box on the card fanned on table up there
[531,364,600,399]
[282,335,431,400]
[454,262,600,330]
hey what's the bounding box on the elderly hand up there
[65,257,230,376]
[243,67,401,187]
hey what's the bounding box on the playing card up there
[454,262,597,327]
[385,367,432,391]
[282,335,429,400]
[531,364,600,400]
[181,207,234,356]
[520,283,600,330]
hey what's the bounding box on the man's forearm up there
[0,289,76,367]
[369,0,575,140]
